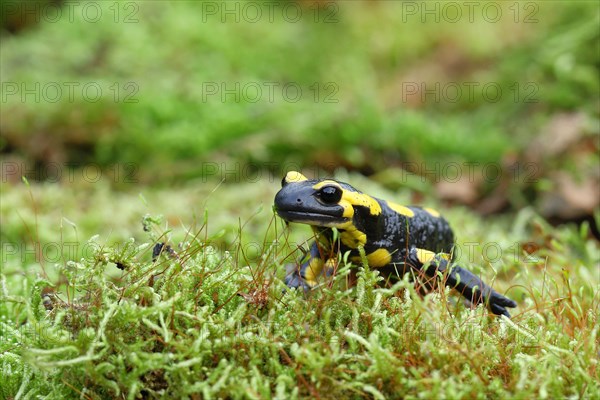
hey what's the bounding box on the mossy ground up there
[1,1,599,398]
[1,176,598,399]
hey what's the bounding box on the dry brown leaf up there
[540,172,600,219]
[526,112,586,162]
[435,174,480,204]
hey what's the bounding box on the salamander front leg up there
[285,241,325,291]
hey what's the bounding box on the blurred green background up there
[1,0,599,231]
[1,3,599,397]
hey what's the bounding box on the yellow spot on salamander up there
[340,227,367,248]
[387,201,415,218]
[415,248,450,264]
[366,248,392,267]
[324,258,336,274]
[305,279,318,287]
[343,192,382,216]
[303,257,324,284]
[312,180,339,190]
[312,181,382,217]
[423,207,441,218]
[415,248,435,264]
[285,171,308,183]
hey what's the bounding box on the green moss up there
[1,185,598,398]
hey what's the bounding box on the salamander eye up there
[281,176,288,188]
[317,185,342,204]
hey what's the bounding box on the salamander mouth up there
[276,210,347,226]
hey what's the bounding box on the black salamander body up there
[274,171,517,317]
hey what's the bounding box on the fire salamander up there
[274,171,517,317]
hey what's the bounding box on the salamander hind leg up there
[411,248,517,317]
[448,265,517,317]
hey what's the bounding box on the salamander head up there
[274,171,382,230]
